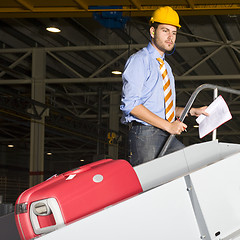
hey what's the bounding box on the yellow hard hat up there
[150,6,181,28]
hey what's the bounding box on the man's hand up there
[167,120,187,135]
[190,106,209,117]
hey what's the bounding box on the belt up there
[129,121,143,129]
[131,121,144,126]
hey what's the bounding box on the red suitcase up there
[15,159,143,240]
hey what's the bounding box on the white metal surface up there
[189,152,240,240]
[35,141,240,239]
[39,177,201,240]
[134,140,240,191]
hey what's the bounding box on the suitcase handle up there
[30,198,65,235]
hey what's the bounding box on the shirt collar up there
[147,42,165,61]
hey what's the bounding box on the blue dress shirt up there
[120,42,176,125]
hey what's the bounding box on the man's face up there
[151,24,177,56]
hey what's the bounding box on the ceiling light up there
[193,125,199,128]
[80,159,85,162]
[46,26,61,33]
[8,144,14,148]
[112,70,122,75]
[47,152,52,155]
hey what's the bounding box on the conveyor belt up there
[39,141,240,240]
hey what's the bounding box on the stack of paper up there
[196,95,232,138]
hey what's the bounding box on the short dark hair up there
[150,22,160,31]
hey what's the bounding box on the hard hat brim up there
[150,18,181,28]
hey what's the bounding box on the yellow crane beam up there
[0,1,239,18]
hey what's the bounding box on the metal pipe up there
[160,84,240,157]
[212,88,218,140]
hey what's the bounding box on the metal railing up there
[160,84,240,157]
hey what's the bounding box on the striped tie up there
[157,58,175,122]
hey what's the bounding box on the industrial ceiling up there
[0,0,240,17]
[0,0,239,179]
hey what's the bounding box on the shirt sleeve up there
[120,51,149,115]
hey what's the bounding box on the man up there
[120,6,208,166]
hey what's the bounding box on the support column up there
[29,49,46,187]
[97,88,102,156]
[212,88,218,141]
[108,92,120,159]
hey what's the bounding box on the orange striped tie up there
[157,58,175,122]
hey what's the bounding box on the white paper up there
[196,95,232,138]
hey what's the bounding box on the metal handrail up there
[159,84,240,157]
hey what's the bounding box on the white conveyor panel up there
[189,152,240,240]
[134,141,240,191]
[37,141,240,240]
[39,177,201,240]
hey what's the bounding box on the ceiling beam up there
[15,0,33,11]
[46,51,84,78]
[1,41,240,54]
[0,4,239,18]
[1,42,240,54]
[1,75,240,85]
[46,86,240,96]
[73,0,88,11]
[186,0,195,9]
[89,50,129,78]
[129,0,142,10]
[182,45,225,76]
[0,51,31,78]
[211,15,240,72]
